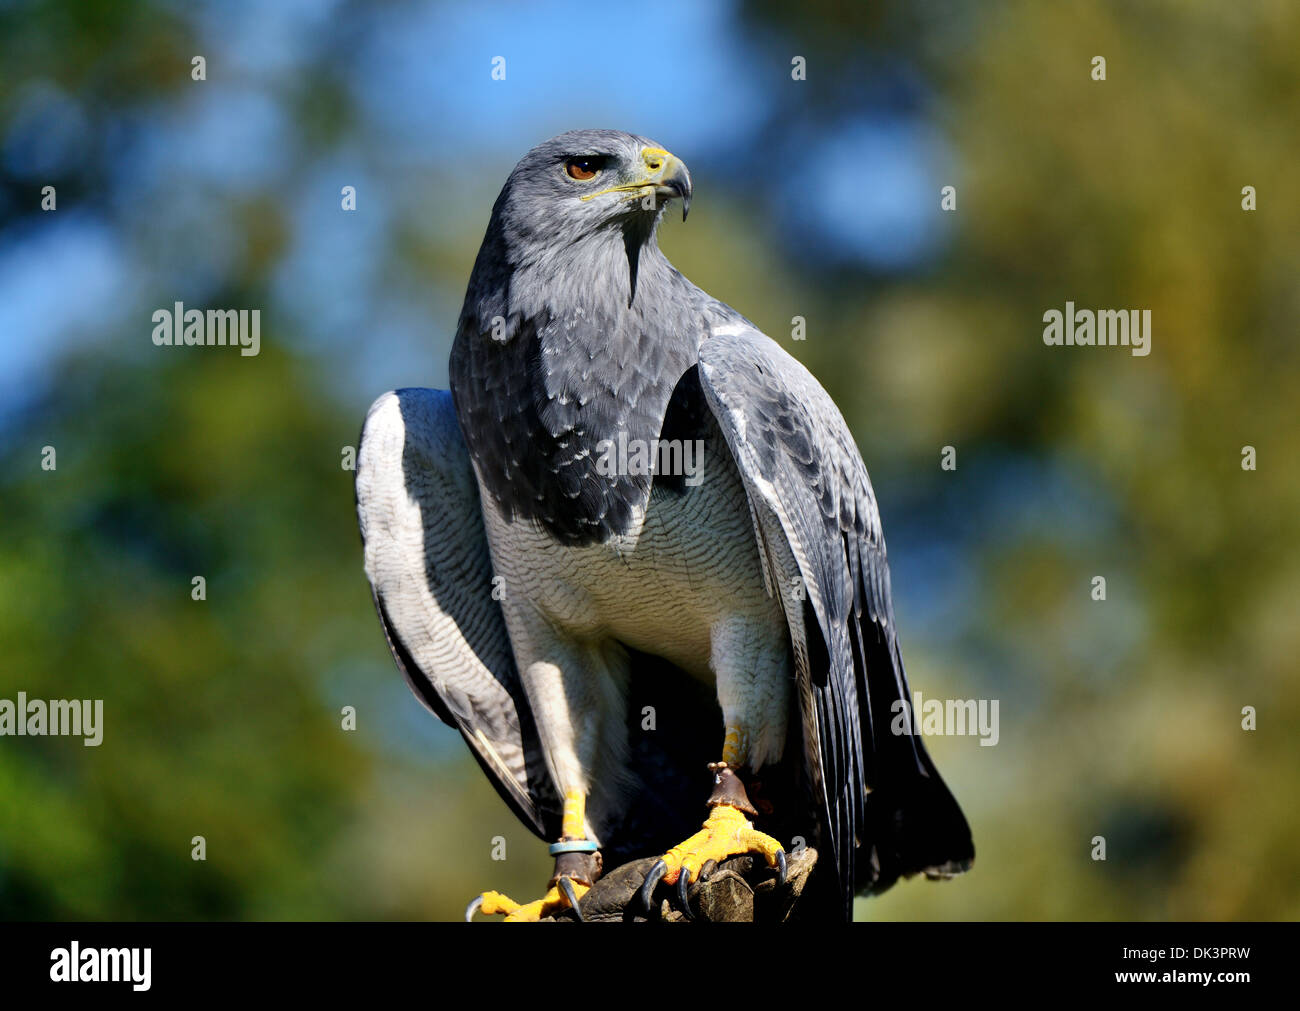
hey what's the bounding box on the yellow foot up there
[466,879,590,922]
[640,804,787,918]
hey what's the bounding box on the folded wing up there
[356,388,561,839]
[697,322,974,918]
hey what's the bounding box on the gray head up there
[461,129,694,323]
[496,128,692,239]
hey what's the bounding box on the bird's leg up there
[639,729,787,918]
[467,788,602,922]
[467,640,622,922]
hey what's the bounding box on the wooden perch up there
[542,847,818,923]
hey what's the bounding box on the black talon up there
[677,870,694,920]
[700,859,717,881]
[558,876,585,923]
[640,859,667,913]
[776,849,787,887]
[464,895,484,922]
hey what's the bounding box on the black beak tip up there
[662,165,692,222]
[672,179,692,222]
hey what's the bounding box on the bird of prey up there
[356,129,973,922]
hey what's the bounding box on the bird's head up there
[495,129,692,242]
[464,130,694,320]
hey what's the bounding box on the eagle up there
[356,129,973,921]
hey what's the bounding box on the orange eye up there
[565,157,600,180]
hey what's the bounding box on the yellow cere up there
[579,147,677,203]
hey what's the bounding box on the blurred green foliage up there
[1,0,1297,920]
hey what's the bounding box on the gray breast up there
[450,302,700,546]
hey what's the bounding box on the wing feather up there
[356,388,561,839]
[698,322,973,918]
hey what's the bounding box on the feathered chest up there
[450,304,699,545]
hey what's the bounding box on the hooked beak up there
[635,146,693,221]
[577,146,694,221]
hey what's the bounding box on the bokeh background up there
[2,0,1297,921]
